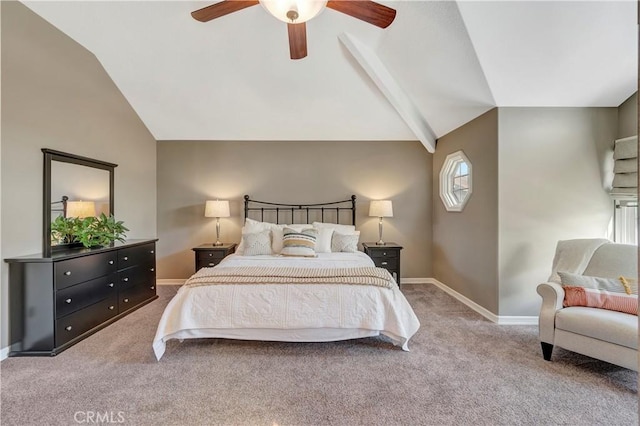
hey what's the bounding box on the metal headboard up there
[244,195,357,226]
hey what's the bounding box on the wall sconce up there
[205,200,230,246]
[369,200,393,245]
[66,200,97,218]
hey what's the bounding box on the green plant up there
[51,213,128,248]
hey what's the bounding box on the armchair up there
[537,239,638,371]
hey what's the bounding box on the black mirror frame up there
[42,149,117,257]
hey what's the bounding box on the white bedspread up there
[153,252,420,360]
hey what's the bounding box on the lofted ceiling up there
[22,1,638,142]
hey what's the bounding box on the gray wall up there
[498,108,618,316]
[1,2,157,348]
[433,109,499,314]
[157,141,432,280]
[617,92,637,139]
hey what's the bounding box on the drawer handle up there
[124,298,129,303]
[64,271,72,276]
[208,262,215,266]
[109,260,114,265]
[109,305,115,310]
[383,252,387,256]
[65,326,72,331]
[150,268,155,272]
[150,286,155,290]
[381,262,388,266]
[109,283,114,288]
[65,298,72,304]
[150,250,154,254]
[123,277,129,282]
[208,253,213,257]
[123,256,129,261]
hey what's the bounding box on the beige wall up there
[498,108,618,316]
[617,92,637,139]
[433,109,499,314]
[157,141,432,280]
[1,2,157,348]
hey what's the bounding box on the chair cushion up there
[556,307,638,350]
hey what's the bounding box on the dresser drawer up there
[56,274,117,318]
[54,252,117,290]
[118,243,156,269]
[372,257,398,270]
[369,250,398,259]
[118,264,156,290]
[119,282,156,313]
[197,251,226,268]
[56,294,118,346]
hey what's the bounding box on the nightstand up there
[192,243,237,271]
[362,242,403,286]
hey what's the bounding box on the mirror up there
[43,149,116,256]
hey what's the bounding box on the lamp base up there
[376,240,386,245]
[213,241,223,246]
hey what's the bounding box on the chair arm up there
[536,282,565,344]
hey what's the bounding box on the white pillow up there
[241,229,272,256]
[238,218,283,254]
[331,231,360,253]
[312,222,356,235]
[314,227,334,253]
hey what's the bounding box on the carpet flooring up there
[1,284,637,425]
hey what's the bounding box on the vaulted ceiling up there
[22,1,637,143]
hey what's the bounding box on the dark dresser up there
[362,242,403,286]
[5,239,158,356]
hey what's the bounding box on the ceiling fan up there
[191,0,396,60]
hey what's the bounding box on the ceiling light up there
[259,0,328,23]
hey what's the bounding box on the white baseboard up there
[157,279,186,286]
[400,278,431,285]
[1,346,10,361]
[426,278,538,325]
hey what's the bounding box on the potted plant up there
[51,213,128,248]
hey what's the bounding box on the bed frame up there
[244,195,357,226]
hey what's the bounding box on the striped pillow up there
[280,227,318,257]
[559,272,638,315]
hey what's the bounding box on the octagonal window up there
[439,150,473,212]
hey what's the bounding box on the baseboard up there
[400,278,431,285]
[0,345,10,361]
[426,278,538,325]
[157,279,186,286]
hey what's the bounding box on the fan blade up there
[191,1,259,22]
[287,23,307,60]
[327,0,396,28]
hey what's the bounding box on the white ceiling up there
[22,1,638,142]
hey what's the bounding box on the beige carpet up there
[1,284,637,425]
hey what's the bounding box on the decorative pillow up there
[558,271,638,315]
[241,229,272,256]
[312,222,356,234]
[558,272,629,294]
[314,227,334,253]
[331,231,360,253]
[562,286,638,315]
[237,218,284,255]
[280,227,318,257]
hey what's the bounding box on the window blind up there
[611,135,638,199]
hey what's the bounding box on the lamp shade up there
[205,200,230,218]
[259,0,327,23]
[66,201,96,218]
[369,200,393,218]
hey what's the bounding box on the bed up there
[153,195,420,360]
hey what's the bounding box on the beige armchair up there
[537,240,638,371]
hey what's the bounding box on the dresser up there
[5,239,158,356]
[192,243,236,272]
[362,242,403,286]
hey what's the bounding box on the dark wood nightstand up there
[192,243,237,271]
[362,242,403,286]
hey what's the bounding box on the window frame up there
[439,150,473,212]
